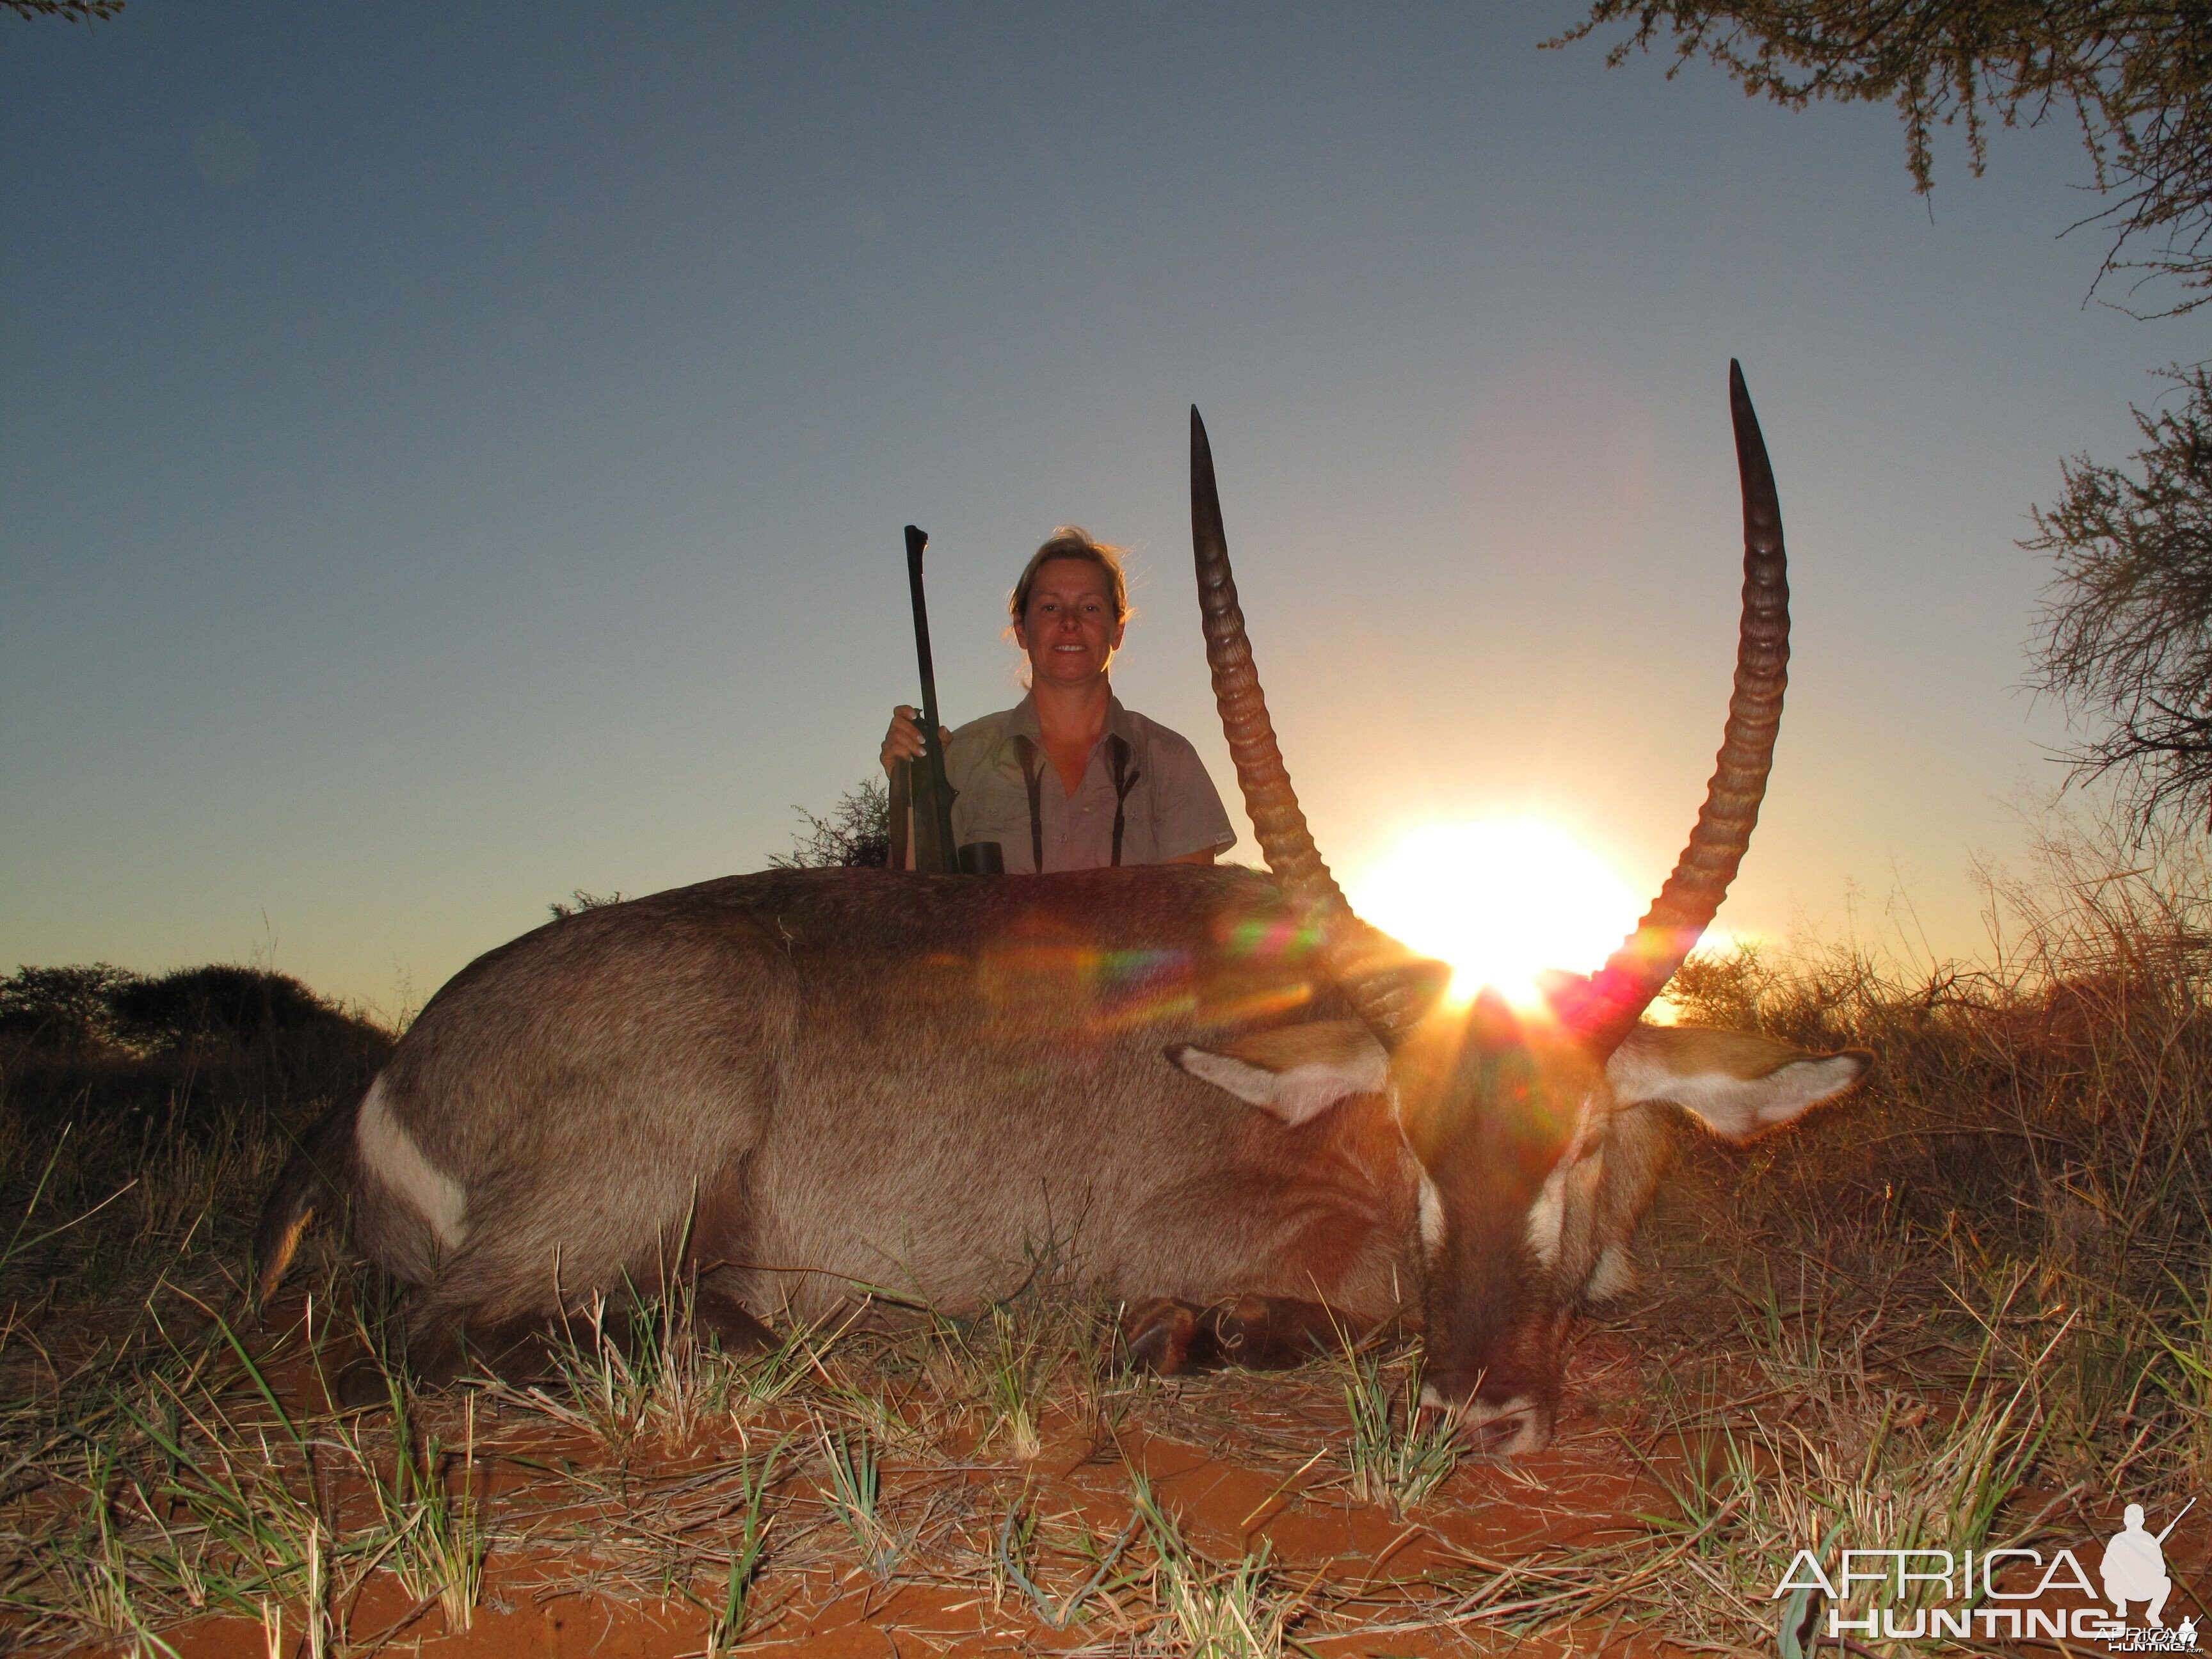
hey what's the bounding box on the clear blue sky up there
[3,3,2192,1014]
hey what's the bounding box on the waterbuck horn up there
[1190,406,1445,1045]
[1548,360,1790,1055]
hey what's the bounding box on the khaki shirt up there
[946,695,1237,873]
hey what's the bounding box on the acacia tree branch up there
[4,1,125,20]
[2027,364,2212,835]
[1557,3,2212,314]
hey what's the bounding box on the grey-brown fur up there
[266,865,1418,1368]
[257,860,1865,1450]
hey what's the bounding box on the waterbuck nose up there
[1469,1407,1543,1455]
[1419,1378,1554,1457]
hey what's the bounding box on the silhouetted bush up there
[106,963,341,1050]
[549,888,628,920]
[0,962,134,1053]
[773,778,891,869]
[0,962,390,1152]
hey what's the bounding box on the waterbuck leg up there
[1123,1295,1364,1375]
[693,1270,776,1353]
[402,1306,482,1389]
[1198,1295,1364,1369]
[535,1273,774,1365]
[467,1315,572,1385]
[330,1273,772,1407]
[328,1302,470,1409]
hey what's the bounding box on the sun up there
[1346,817,1646,1009]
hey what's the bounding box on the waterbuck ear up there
[1166,1020,1390,1126]
[1606,1025,1870,1142]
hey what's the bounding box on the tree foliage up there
[0,965,134,1054]
[771,778,892,870]
[0,961,373,1055]
[4,1,125,20]
[2028,365,2212,831]
[1559,3,2212,314]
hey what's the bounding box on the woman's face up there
[1016,557,1125,687]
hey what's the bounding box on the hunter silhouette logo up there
[2103,1501,2189,1628]
[1770,1496,2201,1651]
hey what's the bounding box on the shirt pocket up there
[952,765,1038,870]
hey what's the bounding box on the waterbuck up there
[255,365,1867,1452]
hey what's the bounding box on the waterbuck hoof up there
[1121,1297,1199,1374]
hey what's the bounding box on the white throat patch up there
[1523,1093,1599,1268]
[356,1077,469,1252]
[1417,1171,1446,1259]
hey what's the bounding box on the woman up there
[881,528,1236,872]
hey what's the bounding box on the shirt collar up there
[1007,691,1135,747]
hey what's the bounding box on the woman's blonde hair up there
[1009,527,1130,626]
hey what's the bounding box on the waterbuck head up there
[1171,367,1850,1453]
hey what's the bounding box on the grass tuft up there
[1131,1470,1297,1658]
[1337,1342,1463,1513]
[817,1417,899,1580]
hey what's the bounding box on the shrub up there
[772,779,891,870]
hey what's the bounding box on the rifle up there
[888,526,1002,874]
[901,524,958,871]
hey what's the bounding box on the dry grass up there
[1,812,2207,1652]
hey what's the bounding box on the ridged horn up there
[1548,361,1790,1056]
[1190,406,1442,1045]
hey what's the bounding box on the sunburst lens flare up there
[1347,819,1646,1011]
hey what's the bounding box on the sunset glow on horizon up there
[1347,818,1649,1009]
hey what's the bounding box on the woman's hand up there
[881,705,952,775]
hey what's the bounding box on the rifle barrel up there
[2156,1496,2197,1543]
[904,525,959,870]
